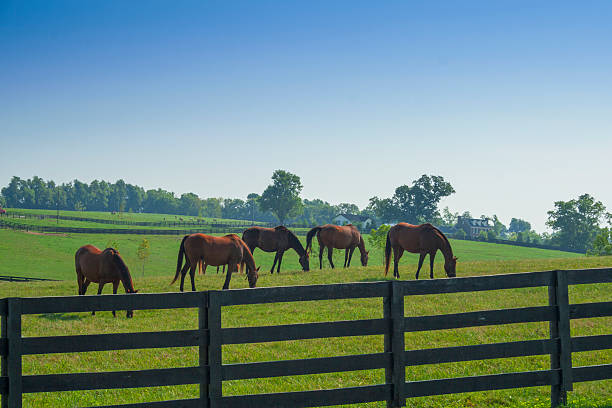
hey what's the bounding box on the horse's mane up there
[274,225,289,232]
[423,224,452,253]
[285,227,306,255]
[109,250,135,291]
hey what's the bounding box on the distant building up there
[332,213,373,230]
[0,207,6,215]
[456,216,493,239]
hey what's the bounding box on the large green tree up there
[546,194,608,252]
[259,170,304,225]
[368,174,455,223]
[508,218,531,233]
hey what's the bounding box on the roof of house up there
[463,218,492,228]
[334,213,372,222]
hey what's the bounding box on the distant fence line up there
[0,276,58,283]
[0,212,582,254]
[0,268,611,407]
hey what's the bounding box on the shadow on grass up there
[38,313,84,321]
[358,277,395,283]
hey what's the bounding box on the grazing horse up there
[242,226,309,274]
[75,245,138,318]
[384,223,457,279]
[171,233,259,291]
[305,224,369,269]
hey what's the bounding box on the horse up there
[384,223,457,279]
[305,224,369,269]
[242,226,309,274]
[171,233,259,291]
[75,245,138,318]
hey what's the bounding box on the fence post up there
[207,291,222,408]
[384,281,405,407]
[2,299,22,408]
[549,270,573,407]
[199,292,209,408]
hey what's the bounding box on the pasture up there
[0,227,610,406]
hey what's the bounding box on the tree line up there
[1,172,610,254]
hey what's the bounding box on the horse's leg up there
[93,283,104,316]
[179,261,190,292]
[347,247,356,267]
[415,253,426,280]
[276,251,284,274]
[270,252,279,274]
[327,247,335,269]
[429,251,437,279]
[343,249,349,268]
[82,279,91,295]
[189,263,197,292]
[112,281,119,317]
[222,263,235,290]
[319,245,324,269]
[393,247,404,278]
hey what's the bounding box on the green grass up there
[0,228,610,407]
[0,256,609,407]
[0,229,582,281]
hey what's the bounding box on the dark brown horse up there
[75,245,138,318]
[171,233,259,291]
[384,223,457,279]
[242,226,309,274]
[305,224,369,269]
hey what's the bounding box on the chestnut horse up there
[75,245,138,318]
[384,223,457,279]
[171,233,259,291]
[242,226,309,274]
[305,224,369,269]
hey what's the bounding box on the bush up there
[368,224,391,251]
[454,229,466,239]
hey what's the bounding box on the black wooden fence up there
[1,268,611,408]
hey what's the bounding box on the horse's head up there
[247,266,260,288]
[444,256,458,278]
[299,252,310,271]
[361,250,369,267]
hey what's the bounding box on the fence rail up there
[1,268,611,407]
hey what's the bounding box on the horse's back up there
[390,223,441,253]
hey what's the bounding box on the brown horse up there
[305,224,369,269]
[384,223,457,279]
[242,226,309,274]
[75,245,138,318]
[171,233,259,291]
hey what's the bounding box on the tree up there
[587,228,612,256]
[368,175,455,224]
[137,238,151,276]
[546,194,608,252]
[337,203,360,215]
[508,218,531,233]
[440,207,458,227]
[368,224,391,252]
[259,170,304,224]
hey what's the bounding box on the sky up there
[2,1,611,232]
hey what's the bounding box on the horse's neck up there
[288,233,306,256]
[437,233,453,262]
[357,236,366,255]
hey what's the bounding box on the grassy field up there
[0,254,610,407]
[0,229,582,281]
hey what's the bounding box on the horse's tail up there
[305,226,322,254]
[198,259,203,275]
[384,229,392,276]
[171,235,189,285]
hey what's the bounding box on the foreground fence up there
[1,268,611,407]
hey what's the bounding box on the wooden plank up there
[570,301,612,319]
[85,399,200,408]
[566,268,612,285]
[221,319,387,344]
[20,291,204,315]
[404,306,554,332]
[571,334,612,353]
[572,364,612,382]
[207,291,222,408]
[0,377,6,395]
[390,281,405,407]
[6,298,22,408]
[22,330,201,355]
[220,384,392,408]
[0,306,5,406]
[406,369,560,398]
[199,292,209,408]
[399,270,554,296]
[0,299,7,317]
[549,275,563,408]
[383,293,392,408]
[223,352,390,380]
[405,339,556,366]
[21,367,202,393]
[217,281,389,306]
[556,270,573,393]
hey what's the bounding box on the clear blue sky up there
[2,1,611,232]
